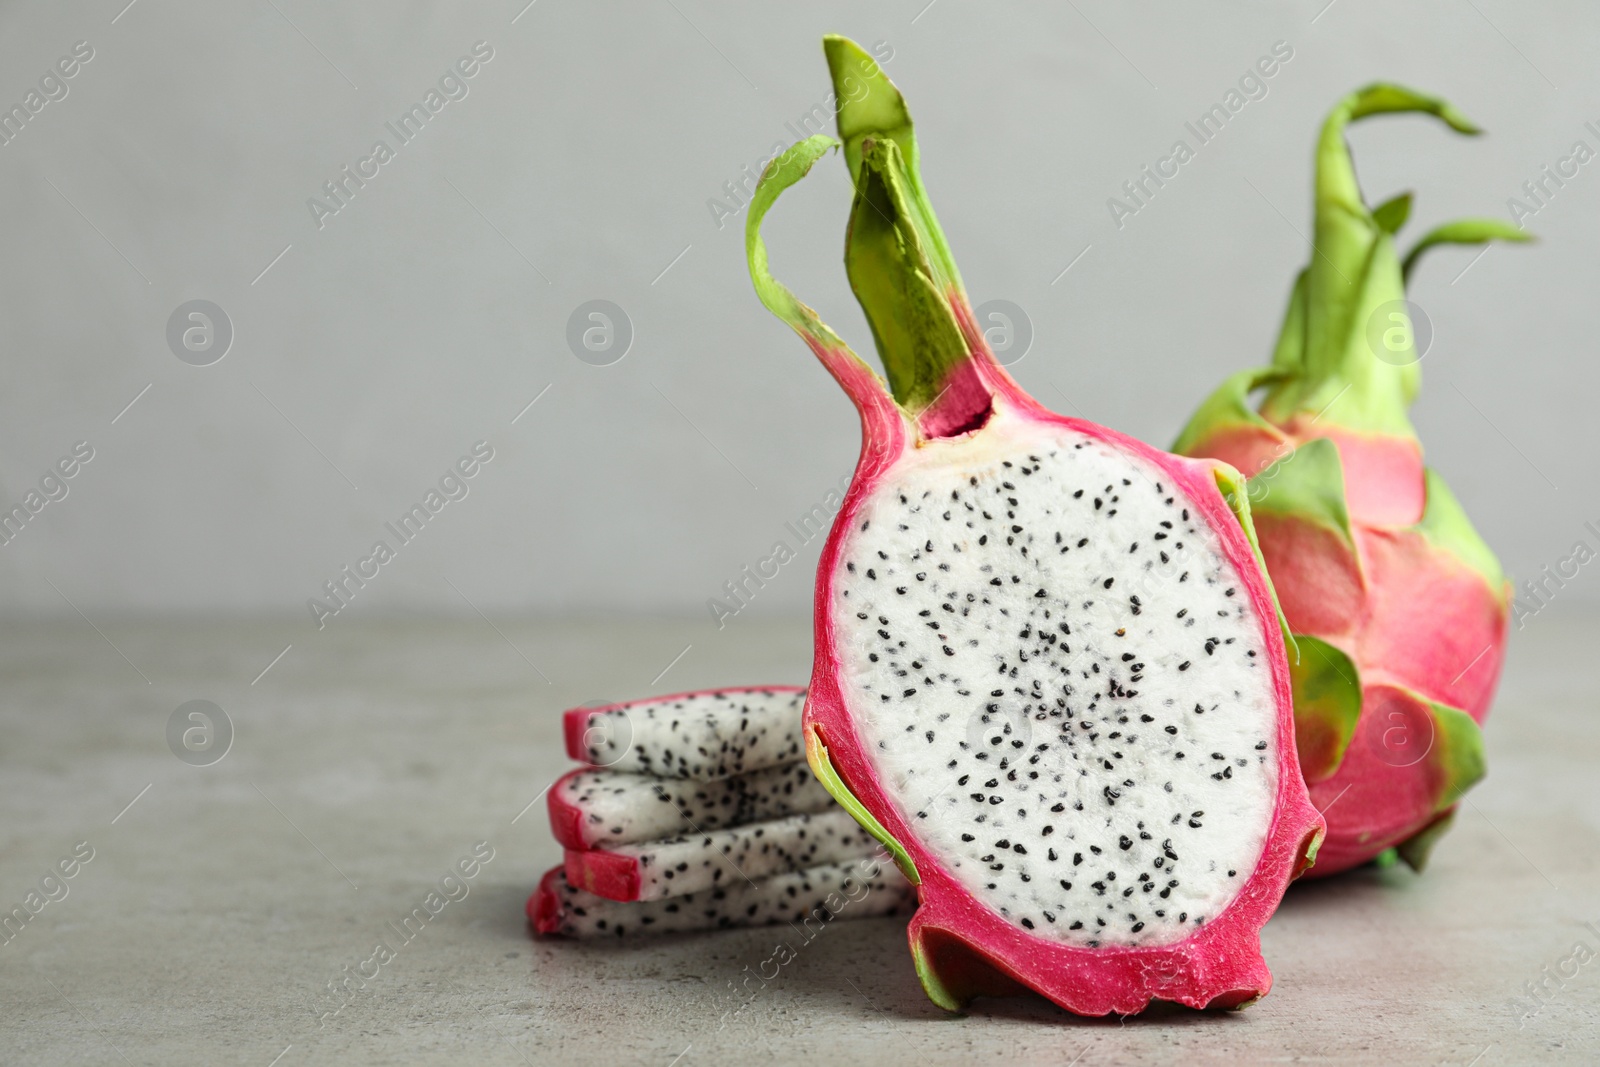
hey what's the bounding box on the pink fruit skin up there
[564,848,638,901]
[1304,686,1475,875]
[1196,424,1424,528]
[546,768,595,850]
[1188,425,1507,876]
[800,301,1324,1014]
[528,867,565,936]
[561,708,593,764]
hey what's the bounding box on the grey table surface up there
[1,612,1596,1066]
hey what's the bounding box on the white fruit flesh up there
[538,858,915,938]
[554,762,834,849]
[830,419,1278,947]
[592,809,882,900]
[576,689,806,779]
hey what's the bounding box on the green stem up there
[823,36,979,413]
[824,36,965,296]
[1260,85,1480,436]
[844,138,973,414]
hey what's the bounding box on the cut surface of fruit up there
[564,808,880,901]
[529,858,914,938]
[563,686,806,779]
[831,416,1283,947]
[547,761,833,851]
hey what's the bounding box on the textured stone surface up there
[0,614,1596,1065]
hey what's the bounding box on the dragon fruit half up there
[1173,85,1525,877]
[741,38,1322,1015]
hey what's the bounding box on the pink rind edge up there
[528,866,564,936]
[562,710,591,763]
[546,769,593,850]
[564,848,642,902]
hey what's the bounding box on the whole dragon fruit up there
[743,38,1322,1015]
[1173,85,1527,876]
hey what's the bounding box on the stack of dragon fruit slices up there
[529,686,916,938]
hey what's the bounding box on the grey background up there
[4,6,1598,1063]
[0,0,1590,635]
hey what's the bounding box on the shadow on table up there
[486,860,1415,1026]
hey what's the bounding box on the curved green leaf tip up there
[1313,83,1481,266]
[1339,83,1479,132]
[1402,218,1534,283]
[745,134,848,350]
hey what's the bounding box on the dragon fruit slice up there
[548,761,833,851]
[564,808,880,901]
[1173,85,1525,876]
[530,858,915,938]
[564,686,805,779]
[737,38,1322,1015]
